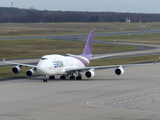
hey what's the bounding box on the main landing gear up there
[69,74,75,80]
[76,73,82,80]
[60,75,66,79]
[43,73,82,82]
[70,73,82,80]
[76,76,82,80]
[59,73,82,80]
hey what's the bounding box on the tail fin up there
[81,30,94,59]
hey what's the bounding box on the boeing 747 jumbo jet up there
[3,30,152,82]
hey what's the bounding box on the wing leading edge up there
[3,58,37,68]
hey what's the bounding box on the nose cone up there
[37,63,45,75]
[37,61,50,75]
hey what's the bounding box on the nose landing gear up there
[43,78,48,82]
[43,75,48,82]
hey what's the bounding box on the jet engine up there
[12,66,21,74]
[26,69,35,77]
[115,66,124,75]
[85,69,95,78]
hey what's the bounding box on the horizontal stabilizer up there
[91,54,118,60]
[66,53,77,56]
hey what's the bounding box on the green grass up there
[90,55,159,66]
[0,67,39,79]
[94,33,160,44]
[1,22,160,37]
[0,39,138,59]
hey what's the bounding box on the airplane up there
[3,30,153,82]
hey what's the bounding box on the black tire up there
[49,76,55,79]
[43,79,48,82]
[76,76,82,80]
[60,75,66,79]
[70,76,75,80]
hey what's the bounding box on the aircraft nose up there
[37,63,48,75]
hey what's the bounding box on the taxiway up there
[0,63,160,120]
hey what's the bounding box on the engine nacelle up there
[85,69,95,78]
[115,66,124,75]
[26,69,35,77]
[12,66,21,74]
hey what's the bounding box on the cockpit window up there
[41,58,48,60]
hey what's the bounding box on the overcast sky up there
[1,0,160,13]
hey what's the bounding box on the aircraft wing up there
[65,63,153,73]
[91,54,118,60]
[2,58,37,68]
[67,53,118,60]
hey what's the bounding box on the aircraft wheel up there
[70,76,75,80]
[76,76,82,80]
[60,75,66,79]
[49,76,55,79]
[43,79,48,82]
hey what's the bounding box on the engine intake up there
[115,66,124,75]
[85,69,95,78]
[26,69,35,77]
[12,66,21,74]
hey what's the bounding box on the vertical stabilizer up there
[81,30,94,60]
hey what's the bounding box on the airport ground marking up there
[86,87,160,113]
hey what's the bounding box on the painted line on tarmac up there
[86,87,160,113]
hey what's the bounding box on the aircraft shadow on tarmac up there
[0,73,132,82]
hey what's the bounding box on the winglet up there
[154,57,160,64]
[154,60,157,64]
[3,58,6,62]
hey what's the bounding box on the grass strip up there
[0,39,138,59]
[1,22,160,37]
[94,33,160,44]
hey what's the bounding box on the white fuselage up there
[37,54,89,76]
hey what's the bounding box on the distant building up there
[126,17,131,23]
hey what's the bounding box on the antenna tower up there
[11,2,13,7]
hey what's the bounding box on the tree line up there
[0,7,160,23]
